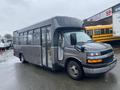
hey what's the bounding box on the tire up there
[66,61,84,80]
[19,54,27,63]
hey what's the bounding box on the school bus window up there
[95,29,101,35]
[106,29,109,34]
[109,29,113,34]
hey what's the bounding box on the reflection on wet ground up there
[0,61,119,90]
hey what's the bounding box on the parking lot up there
[0,47,120,90]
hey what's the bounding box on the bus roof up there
[85,25,112,30]
[14,16,83,33]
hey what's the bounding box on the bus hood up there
[77,42,112,52]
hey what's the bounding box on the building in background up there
[84,3,120,42]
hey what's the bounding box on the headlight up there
[87,52,101,56]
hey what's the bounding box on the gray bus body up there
[13,16,117,79]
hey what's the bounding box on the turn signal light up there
[87,59,103,64]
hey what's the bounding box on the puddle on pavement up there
[0,50,13,63]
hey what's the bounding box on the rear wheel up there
[19,54,27,63]
[66,61,84,80]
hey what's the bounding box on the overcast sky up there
[0,0,120,36]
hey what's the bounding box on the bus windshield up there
[64,31,92,43]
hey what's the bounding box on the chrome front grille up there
[101,49,114,63]
[102,55,113,63]
[101,49,113,55]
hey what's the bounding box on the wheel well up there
[65,58,82,70]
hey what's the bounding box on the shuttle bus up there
[85,25,120,42]
[13,16,117,80]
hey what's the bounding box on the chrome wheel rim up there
[68,65,79,77]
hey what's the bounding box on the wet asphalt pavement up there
[0,48,120,90]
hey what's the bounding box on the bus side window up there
[46,27,51,43]
[106,29,109,34]
[109,29,113,34]
[19,33,24,45]
[13,32,19,45]
[33,28,40,45]
[28,30,33,45]
[23,32,27,45]
[101,29,105,34]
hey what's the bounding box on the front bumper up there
[83,59,117,74]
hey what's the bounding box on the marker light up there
[87,59,103,64]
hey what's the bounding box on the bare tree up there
[4,34,13,40]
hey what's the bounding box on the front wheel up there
[66,61,84,80]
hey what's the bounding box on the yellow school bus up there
[85,25,120,42]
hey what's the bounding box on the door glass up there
[58,33,64,60]
[41,26,52,67]
[41,28,47,66]
[46,28,52,68]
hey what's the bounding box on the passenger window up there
[33,29,40,45]
[95,29,101,35]
[19,33,24,45]
[104,29,107,34]
[13,32,19,45]
[101,29,104,34]
[46,27,51,43]
[106,29,109,34]
[23,32,27,45]
[28,30,33,45]
[109,29,113,34]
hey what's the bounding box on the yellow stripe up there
[93,37,120,40]
[92,34,113,38]
[94,38,120,42]
[85,25,112,30]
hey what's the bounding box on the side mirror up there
[70,33,77,45]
